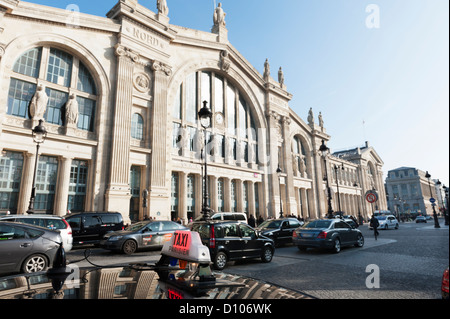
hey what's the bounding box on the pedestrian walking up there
[248,214,256,227]
[369,215,379,240]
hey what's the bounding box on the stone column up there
[17,153,35,215]
[54,156,73,216]
[148,61,172,220]
[105,44,138,225]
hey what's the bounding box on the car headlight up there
[108,236,123,241]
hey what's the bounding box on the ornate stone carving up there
[220,50,231,72]
[213,3,226,27]
[152,61,172,76]
[65,94,79,127]
[133,72,151,93]
[157,0,169,16]
[115,44,139,63]
[264,58,270,81]
[307,107,314,126]
[29,84,48,121]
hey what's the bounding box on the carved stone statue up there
[29,84,48,120]
[263,59,270,80]
[66,94,79,126]
[307,107,314,126]
[318,112,324,128]
[278,67,284,87]
[213,3,226,27]
[299,155,306,177]
[157,0,169,16]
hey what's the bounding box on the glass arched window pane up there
[13,47,42,78]
[173,84,181,120]
[47,48,73,87]
[239,97,247,138]
[186,73,197,124]
[77,62,97,95]
[131,113,144,140]
[215,75,224,114]
[45,88,68,125]
[227,84,236,135]
[77,96,96,132]
[7,79,36,118]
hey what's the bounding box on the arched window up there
[7,47,98,132]
[172,71,258,165]
[131,113,144,140]
[293,136,308,177]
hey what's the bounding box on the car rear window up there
[191,223,210,239]
[101,215,120,224]
[304,220,332,229]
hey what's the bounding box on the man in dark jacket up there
[369,215,380,240]
[248,214,256,227]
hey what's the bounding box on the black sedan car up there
[293,219,364,253]
[256,218,304,245]
[100,220,188,254]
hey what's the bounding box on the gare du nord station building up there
[0,0,387,224]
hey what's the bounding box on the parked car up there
[100,220,188,254]
[368,215,399,230]
[189,220,274,270]
[64,212,124,246]
[255,218,304,245]
[442,267,449,300]
[293,219,364,253]
[195,212,248,224]
[0,221,62,275]
[415,216,427,223]
[0,214,73,252]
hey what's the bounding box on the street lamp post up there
[334,163,344,218]
[425,171,440,228]
[319,140,334,219]
[353,182,363,224]
[276,165,284,218]
[198,101,213,221]
[27,119,47,214]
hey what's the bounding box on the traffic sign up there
[429,198,436,204]
[365,190,378,203]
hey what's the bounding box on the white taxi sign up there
[161,230,211,264]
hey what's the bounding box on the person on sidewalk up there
[369,215,380,240]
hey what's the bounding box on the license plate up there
[301,233,312,238]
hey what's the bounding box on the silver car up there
[0,222,62,275]
[100,220,188,255]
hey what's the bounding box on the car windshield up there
[376,216,387,220]
[303,220,332,229]
[125,222,149,231]
[258,220,282,229]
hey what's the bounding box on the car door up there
[334,221,353,244]
[221,223,244,260]
[138,222,161,248]
[278,220,292,244]
[81,215,102,242]
[238,224,262,258]
[0,224,33,273]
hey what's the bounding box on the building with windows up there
[385,167,440,218]
[0,0,387,224]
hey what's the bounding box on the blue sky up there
[24,0,450,186]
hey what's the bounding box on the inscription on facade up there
[128,27,165,50]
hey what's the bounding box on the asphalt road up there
[66,219,449,299]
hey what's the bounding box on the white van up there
[211,212,248,223]
[0,214,73,251]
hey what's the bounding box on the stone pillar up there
[148,61,173,220]
[17,153,35,215]
[105,44,138,225]
[54,156,73,216]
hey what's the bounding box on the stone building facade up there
[0,0,387,224]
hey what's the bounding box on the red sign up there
[366,193,377,203]
[169,231,191,256]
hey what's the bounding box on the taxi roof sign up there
[161,230,211,265]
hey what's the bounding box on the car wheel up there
[22,254,48,273]
[354,234,364,247]
[331,238,341,253]
[214,252,228,270]
[122,240,137,255]
[395,223,399,229]
[261,246,273,263]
